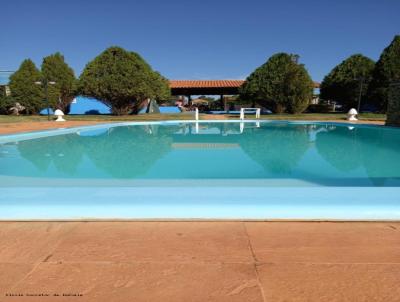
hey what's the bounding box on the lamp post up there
[35,80,56,121]
[354,76,368,113]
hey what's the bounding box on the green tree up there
[79,46,170,115]
[9,59,44,114]
[141,71,171,111]
[41,52,77,113]
[150,71,170,101]
[386,82,400,126]
[285,62,314,113]
[0,95,15,114]
[320,54,375,111]
[240,53,313,113]
[367,35,400,112]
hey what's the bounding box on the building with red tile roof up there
[169,79,319,94]
[169,79,320,106]
[169,80,245,97]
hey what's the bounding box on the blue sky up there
[1,0,399,82]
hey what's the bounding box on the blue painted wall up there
[69,96,111,114]
[69,96,180,114]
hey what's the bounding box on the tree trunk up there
[131,99,148,115]
[275,103,286,113]
[112,106,132,115]
[386,82,400,126]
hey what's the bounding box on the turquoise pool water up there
[0,121,399,219]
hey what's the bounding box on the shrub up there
[0,96,16,114]
[41,52,77,113]
[240,53,313,114]
[9,59,44,114]
[320,54,375,111]
[368,35,400,112]
[307,104,333,113]
[79,46,170,115]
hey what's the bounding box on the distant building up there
[0,85,11,97]
[0,71,13,97]
[311,82,320,104]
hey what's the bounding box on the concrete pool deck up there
[0,221,399,301]
[0,118,385,135]
[0,121,102,135]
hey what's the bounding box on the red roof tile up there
[170,80,320,89]
[169,80,245,89]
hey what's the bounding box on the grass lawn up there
[0,112,387,123]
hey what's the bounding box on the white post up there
[195,122,199,134]
[240,122,244,133]
[240,108,244,120]
[347,108,358,121]
[256,108,261,119]
[195,107,199,121]
[54,109,66,122]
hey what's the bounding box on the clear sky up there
[1,0,399,82]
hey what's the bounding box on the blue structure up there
[70,96,180,115]
[39,108,54,115]
[69,96,111,114]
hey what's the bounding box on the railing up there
[240,121,261,133]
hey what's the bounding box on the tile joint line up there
[242,222,267,302]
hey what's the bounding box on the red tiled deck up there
[0,222,399,302]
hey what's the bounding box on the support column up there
[187,95,192,107]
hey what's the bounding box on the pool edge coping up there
[0,119,395,144]
[0,218,399,222]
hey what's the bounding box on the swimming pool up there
[0,120,399,220]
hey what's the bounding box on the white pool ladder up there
[240,108,260,120]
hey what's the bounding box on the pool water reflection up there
[1,122,400,187]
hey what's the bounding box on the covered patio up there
[169,80,321,110]
[169,80,245,109]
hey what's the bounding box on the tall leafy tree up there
[240,53,313,113]
[9,59,44,114]
[79,46,170,115]
[386,82,400,126]
[367,35,400,112]
[320,54,375,111]
[41,52,77,113]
